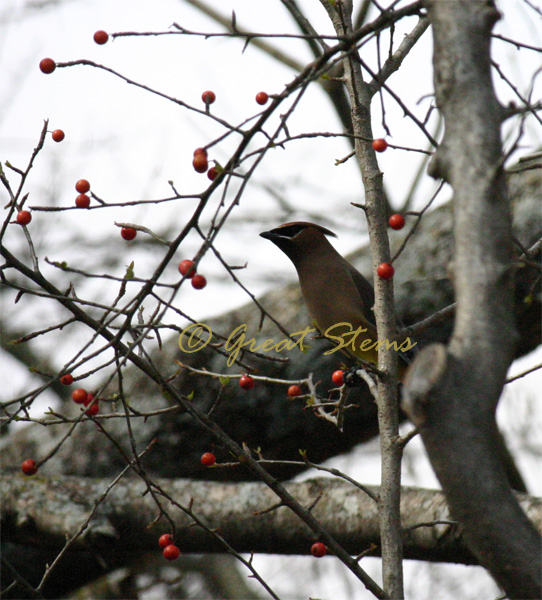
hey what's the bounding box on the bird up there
[260,222,531,493]
[260,221,412,377]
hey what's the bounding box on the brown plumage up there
[260,223,531,493]
[260,221,409,373]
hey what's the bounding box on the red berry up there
[93,30,109,45]
[331,370,344,386]
[255,91,269,105]
[207,166,219,181]
[85,402,99,416]
[311,542,327,557]
[60,374,74,386]
[178,260,196,278]
[158,534,173,549]
[39,58,56,74]
[163,544,181,561]
[239,375,255,391]
[372,138,388,152]
[388,214,405,230]
[377,262,395,280]
[121,227,137,241]
[16,210,31,225]
[287,385,302,397]
[21,459,38,476]
[75,179,90,193]
[201,452,216,467]
[72,388,88,404]
[75,194,90,208]
[191,274,207,290]
[84,394,99,416]
[52,129,65,142]
[193,153,208,173]
[193,147,208,157]
[201,90,216,105]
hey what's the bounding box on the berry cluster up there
[192,147,222,182]
[178,259,207,290]
[74,179,93,210]
[159,534,181,560]
[72,388,100,416]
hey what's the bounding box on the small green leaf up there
[187,390,194,401]
[219,376,230,386]
[125,261,135,280]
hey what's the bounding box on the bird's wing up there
[345,262,376,326]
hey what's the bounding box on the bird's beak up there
[259,230,276,241]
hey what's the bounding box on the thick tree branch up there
[403,1,542,598]
[3,474,540,579]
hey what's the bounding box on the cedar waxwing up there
[260,223,530,492]
[260,222,411,376]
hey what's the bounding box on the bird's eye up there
[272,224,307,238]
